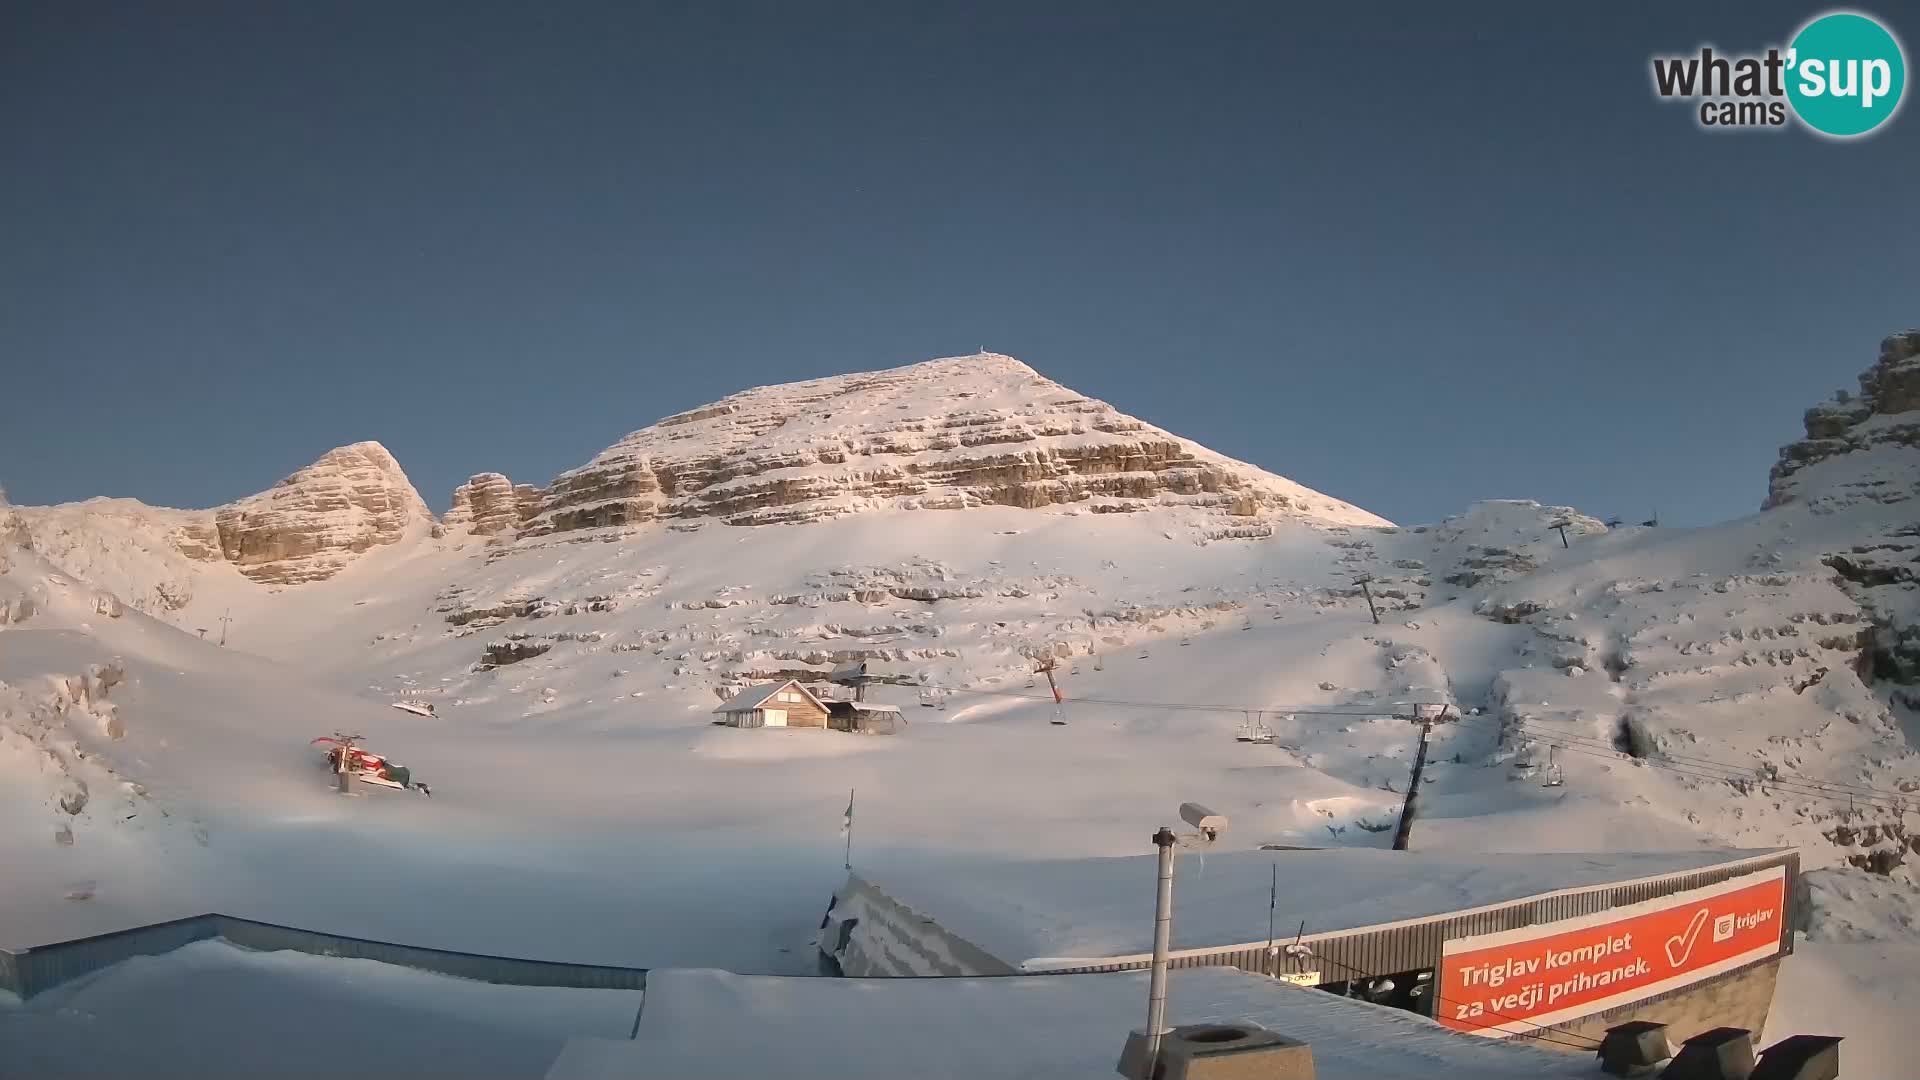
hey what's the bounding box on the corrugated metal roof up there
[852,847,1793,966]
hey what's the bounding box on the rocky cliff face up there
[1767,331,1920,511]
[1766,332,1920,686]
[445,473,541,537]
[7,441,434,614]
[211,442,433,583]
[525,353,1388,533]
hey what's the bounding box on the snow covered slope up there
[2,338,1916,1062]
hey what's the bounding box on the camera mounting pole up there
[1143,825,1178,1077]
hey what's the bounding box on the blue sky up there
[2,1,1913,526]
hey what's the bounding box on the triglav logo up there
[1651,9,1907,138]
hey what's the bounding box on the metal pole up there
[843,788,854,871]
[1265,862,1278,977]
[1391,715,1434,851]
[1144,825,1178,1076]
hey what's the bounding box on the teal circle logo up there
[1786,11,1907,137]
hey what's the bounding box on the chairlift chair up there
[1542,745,1566,788]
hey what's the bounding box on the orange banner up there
[1438,868,1786,1035]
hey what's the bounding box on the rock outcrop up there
[445,473,542,537]
[1766,331,1920,687]
[525,353,1388,533]
[212,442,433,584]
[1767,331,1920,511]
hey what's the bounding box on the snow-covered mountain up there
[9,440,434,602]
[9,352,1385,612]
[3,341,1917,1066]
[516,352,1388,532]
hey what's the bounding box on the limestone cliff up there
[525,353,1388,533]
[211,442,433,584]
[1766,331,1920,686]
[445,472,542,537]
[1767,330,1920,511]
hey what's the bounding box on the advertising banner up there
[1438,864,1786,1036]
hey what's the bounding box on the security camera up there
[1180,802,1228,841]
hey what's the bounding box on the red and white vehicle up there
[312,734,431,795]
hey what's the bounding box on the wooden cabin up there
[712,680,829,729]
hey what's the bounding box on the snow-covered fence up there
[0,913,650,1000]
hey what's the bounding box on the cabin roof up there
[712,680,825,714]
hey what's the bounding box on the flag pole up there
[844,787,855,870]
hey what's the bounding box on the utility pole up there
[218,608,233,647]
[1391,706,1442,851]
[1264,863,1278,977]
[1143,826,1178,1078]
[1354,575,1380,625]
[1550,518,1572,549]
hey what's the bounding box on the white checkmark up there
[1665,908,1711,968]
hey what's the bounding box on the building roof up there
[853,847,1790,971]
[829,660,877,683]
[712,680,824,714]
[544,967,1592,1080]
[824,700,902,715]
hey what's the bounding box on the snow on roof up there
[850,703,901,713]
[544,967,1590,1080]
[712,680,820,713]
[856,847,1789,969]
[9,939,637,1080]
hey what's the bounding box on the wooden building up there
[825,701,902,735]
[712,680,829,729]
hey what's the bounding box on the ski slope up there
[3,345,1917,1075]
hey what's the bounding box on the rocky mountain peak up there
[522,352,1388,534]
[1767,331,1920,511]
[445,472,542,537]
[211,440,433,583]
